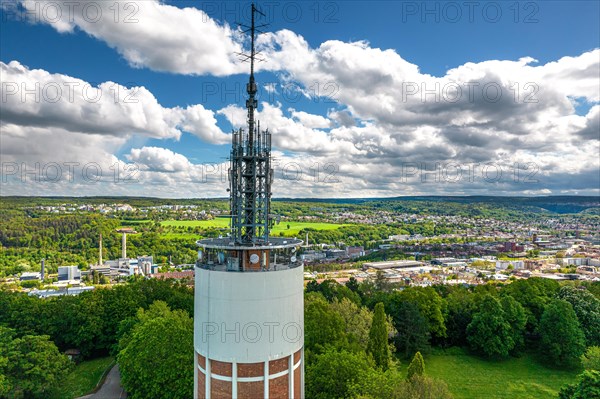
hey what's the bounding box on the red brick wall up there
[293,350,301,364]
[269,356,289,374]
[269,374,289,398]
[237,362,264,378]
[238,381,263,399]
[198,369,205,399]
[294,365,301,399]
[211,378,232,399]
[196,351,303,398]
[293,349,303,398]
[211,360,232,377]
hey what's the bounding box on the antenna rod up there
[247,3,258,155]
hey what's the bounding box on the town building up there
[363,260,424,270]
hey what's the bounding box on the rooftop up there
[363,260,424,270]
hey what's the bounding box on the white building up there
[20,272,41,281]
[496,260,524,270]
[57,266,81,283]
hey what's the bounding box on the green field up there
[48,357,114,399]
[418,349,578,399]
[161,219,349,237]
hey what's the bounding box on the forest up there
[1,277,599,398]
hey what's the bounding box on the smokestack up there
[99,234,103,265]
[122,232,127,259]
[116,228,136,260]
[41,259,45,280]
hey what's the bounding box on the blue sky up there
[1,1,599,197]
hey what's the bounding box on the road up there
[78,364,127,399]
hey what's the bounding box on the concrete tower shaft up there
[194,242,304,398]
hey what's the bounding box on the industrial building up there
[363,260,424,270]
[19,272,41,281]
[57,266,81,283]
[87,231,157,278]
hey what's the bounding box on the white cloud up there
[1,60,229,142]
[1,60,181,139]
[289,109,332,129]
[0,61,230,195]
[177,105,230,144]
[11,0,244,76]
[2,4,599,196]
[127,146,191,173]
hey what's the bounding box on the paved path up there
[77,364,127,399]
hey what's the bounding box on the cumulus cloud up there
[0,61,230,195]
[253,31,600,194]
[2,1,599,196]
[0,60,229,141]
[576,106,600,141]
[127,146,191,173]
[8,0,244,75]
[290,109,332,129]
[1,60,182,139]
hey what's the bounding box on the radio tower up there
[194,3,304,398]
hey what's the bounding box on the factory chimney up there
[99,233,103,265]
[116,228,137,259]
[122,232,126,259]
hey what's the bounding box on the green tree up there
[558,370,600,399]
[306,279,361,305]
[393,375,454,399]
[304,292,347,356]
[539,299,586,368]
[582,346,600,371]
[396,287,447,340]
[390,301,431,358]
[467,295,514,358]
[117,301,193,399]
[0,327,13,397]
[330,298,373,350]
[367,302,390,370]
[0,326,72,399]
[500,295,527,355]
[407,351,425,380]
[306,349,372,399]
[350,367,404,399]
[444,287,477,347]
[346,277,360,294]
[556,286,600,346]
[375,270,390,292]
[502,278,559,334]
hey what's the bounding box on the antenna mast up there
[229,3,271,245]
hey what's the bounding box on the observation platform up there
[195,237,303,272]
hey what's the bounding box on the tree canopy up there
[367,302,390,370]
[0,326,72,399]
[556,286,600,346]
[467,295,514,358]
[407,351,425,380]
[539,299,586,368]
[117,301,194,399]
